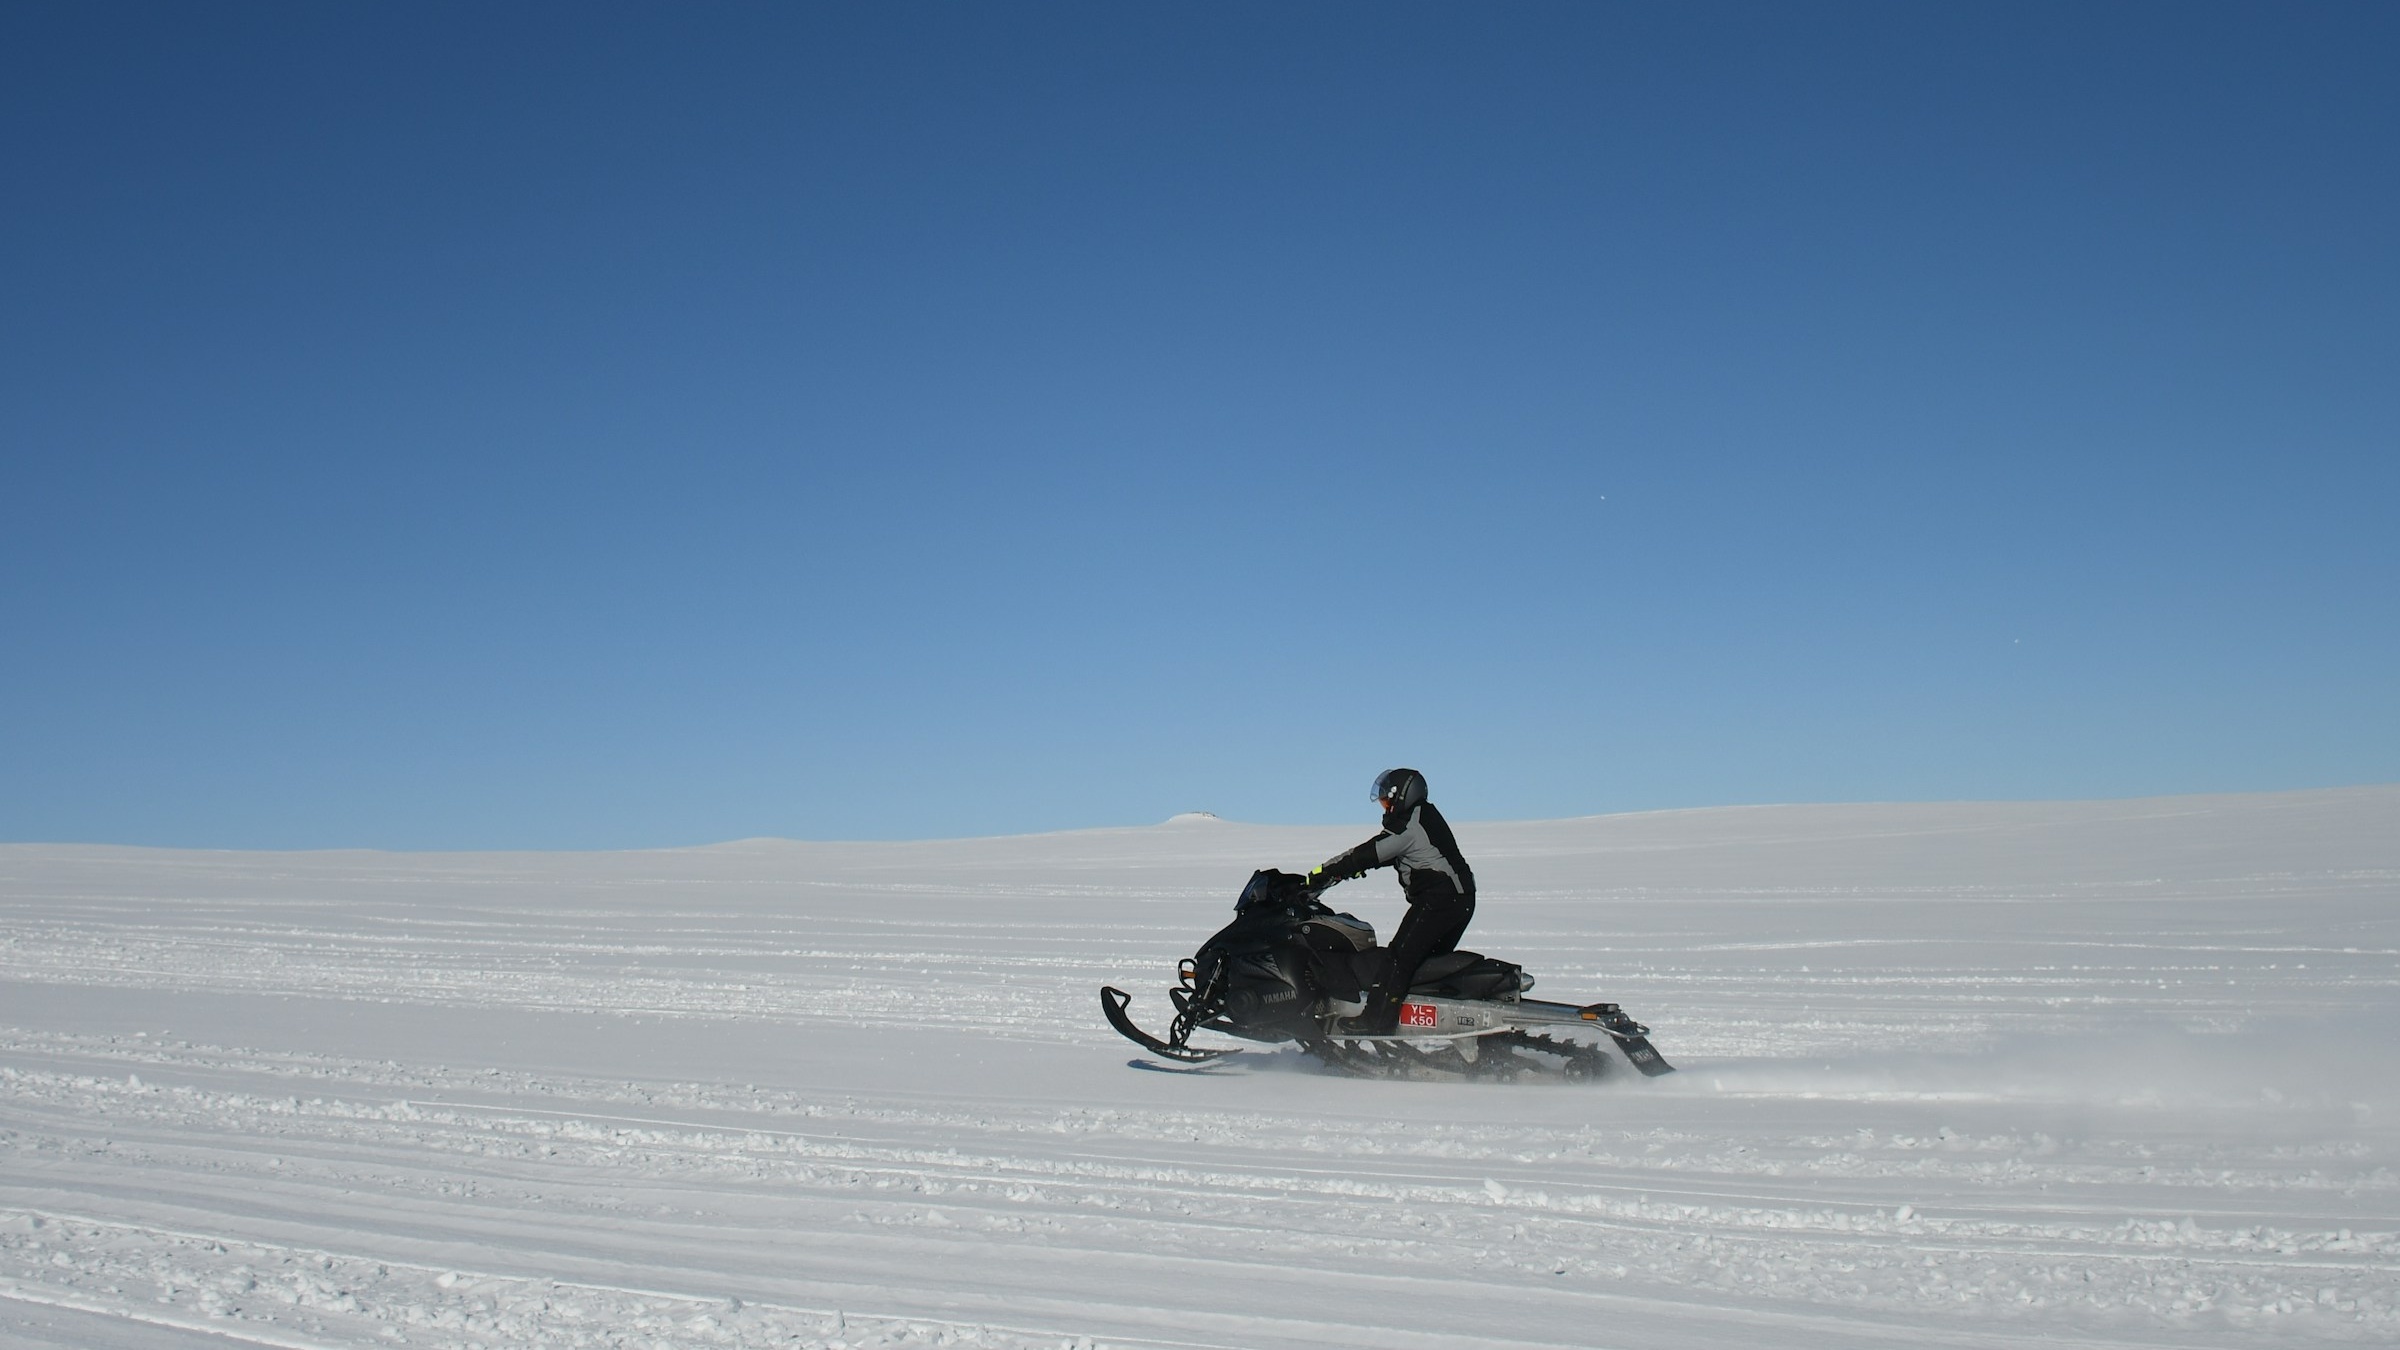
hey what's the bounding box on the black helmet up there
[1371,767,1427,813]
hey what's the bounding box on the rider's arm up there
[1309,828,1401,889]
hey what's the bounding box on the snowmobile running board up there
[1100,986,1236,1063]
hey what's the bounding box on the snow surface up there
[2,786,2396,1349]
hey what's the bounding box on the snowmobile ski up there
[1125,1056,1242,1075]
[1101,986,1237,1063]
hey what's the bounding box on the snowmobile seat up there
[1405,950,1527,999]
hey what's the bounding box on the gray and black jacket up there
[1319,801,1475,906]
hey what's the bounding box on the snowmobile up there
[1100,868,1673,1081]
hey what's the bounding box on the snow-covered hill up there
[2,787,2395,1348]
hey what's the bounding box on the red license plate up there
[1399,1002,1438,1028]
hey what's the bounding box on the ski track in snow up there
[2,788,2398,1348]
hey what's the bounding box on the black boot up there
[1337,984,1401,1037]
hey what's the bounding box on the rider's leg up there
[1344,885,1475,1035]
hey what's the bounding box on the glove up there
[1304,866,1331,891]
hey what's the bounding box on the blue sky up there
[4,2,2395,849]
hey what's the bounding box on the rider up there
[1305,767,1477,1035]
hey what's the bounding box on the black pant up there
[1384,888,1475,988]
[1363,882,1476,1022]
